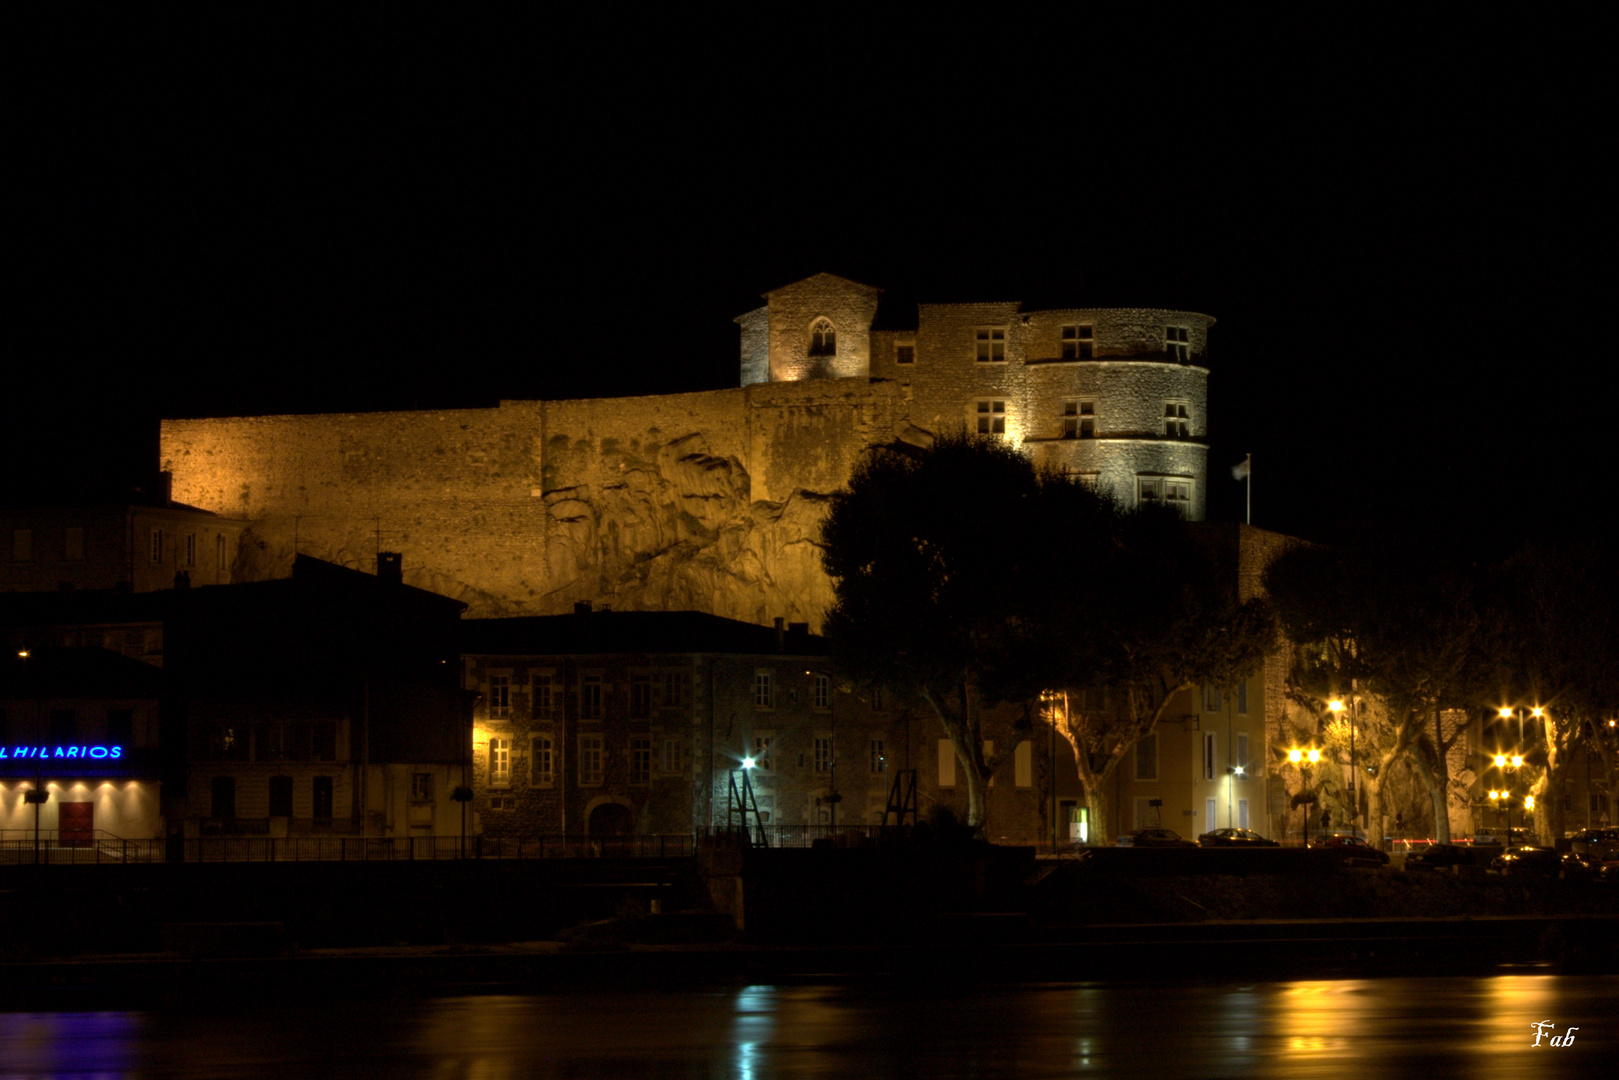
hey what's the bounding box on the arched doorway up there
[588,802,633,836]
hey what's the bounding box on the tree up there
[821,434,1060,833]
[1265,532,1485,843]
[1489,539,1619,844]
[1007,501,1276,843]
[821,431,1275,840]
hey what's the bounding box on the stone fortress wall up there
[162,273,1215,626]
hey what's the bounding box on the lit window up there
[488,675,510,718]
[489,737,511,786]
[812,673,830,710]
[1165,326,1190,363]
[975,399,1007,435]
[975,327,1007,362]
[1164,401,1190,438]
[581,674,603,719]
[579,735,604,784]
[753,734,773,772]
[531,736,554,787]
[870,739,887,774]
[754,670,774,709]
[630,738,651,784]
[809,318,836,357]
[895,343,915,365]
[813,737,833,774]
[1061,324,1094,360]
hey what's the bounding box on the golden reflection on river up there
[1,974,1611,1078]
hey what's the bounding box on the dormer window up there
[809,318,836,357]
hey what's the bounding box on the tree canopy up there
[821,432,1275,837]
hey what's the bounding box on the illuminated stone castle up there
[160,274,1212,625]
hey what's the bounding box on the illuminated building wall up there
[160,273,1212,629]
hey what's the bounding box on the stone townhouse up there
[462,608,1045,842]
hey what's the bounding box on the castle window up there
[1062,399,1097,439]
[1164,401,1190,438]
[809,318,836,357]
[1061,324,1094,360]
[1165,326,1190,363]
[1138,477,1192,515]
[150,529,164,564]
[754,670,774,709]
[975,399,1007,435]
[895,343,915,365]
[975,327,1007,362]
[1064,468,1100,488]
[812,673,831,710]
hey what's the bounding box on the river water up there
[0,973,1611,1078]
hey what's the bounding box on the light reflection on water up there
[0,974,1611,1079]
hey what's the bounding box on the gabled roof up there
[463,610,827,658]
[761,271,883,299]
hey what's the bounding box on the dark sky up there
[9,5,1608,550]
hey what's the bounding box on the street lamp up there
[1493,752,1523,838]
[1289,747,1321,847]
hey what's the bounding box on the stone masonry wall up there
[163,381,910,626]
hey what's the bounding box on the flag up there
[1231,455,1251,480]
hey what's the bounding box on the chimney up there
[377,552,403,585]
[774,616,785,652]
[574,601,593,615]
[158,471,173,506]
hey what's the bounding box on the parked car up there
[1470,828,1532,846]
[1198,828,1279,848]
[1404,843,1479,872]
[1115,828,1197,848]
[1568,828,1619,862]
[1490,845,1561,879]
[1309,832,1390,865]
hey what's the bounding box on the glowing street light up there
[1289,747,1322,847]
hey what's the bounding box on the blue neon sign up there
[0,745,124,760]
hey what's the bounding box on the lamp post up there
[1493,752,1523,839]
[1289,747,1321,847]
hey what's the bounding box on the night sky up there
[10,6,1608,551]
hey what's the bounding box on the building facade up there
[463,609,1044,842]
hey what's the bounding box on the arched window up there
[809,318,836,357]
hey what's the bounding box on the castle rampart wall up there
[163,382,908,625]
